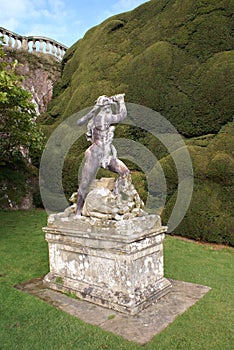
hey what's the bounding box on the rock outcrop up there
[3,48,61,115]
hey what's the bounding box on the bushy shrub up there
[163,180,234,246]
[40,0,234,245]
[49,0,233,137]
[207,153,234,185]
[161,122,234,245]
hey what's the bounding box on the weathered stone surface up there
[89,177,115,191]
[44,174,172,314]
[15,277,211,345]
[82,175,144,220]
[16,59,61,114]
[43,214,171,315]
[61,176,145,220]
[47,211,162,238]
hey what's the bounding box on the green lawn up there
[0,210,233,350]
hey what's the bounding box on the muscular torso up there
[92,112,113,144]
[93,112,111,130]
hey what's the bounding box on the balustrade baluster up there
[56,45,60,58]
[52,43,56,55]
[0,27,67,60]
[14,36,19,49]
[1,29,6,44]
[32,39,36,52]
[39,39,43,53]
[46,41,50,53]
[8,35,13,48]
[21,37,28,50]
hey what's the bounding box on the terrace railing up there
[0,27,68,60]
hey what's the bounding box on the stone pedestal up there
[43,214,171,315]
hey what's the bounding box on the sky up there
[0,0,149,48]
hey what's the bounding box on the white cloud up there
[112,0,149,12]
[0,0,80,46]
[100,0,149,25]
[0,0,149,47]
[0,0,28,17]
[0,1,38,32]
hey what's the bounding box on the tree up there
[0,40,44,165]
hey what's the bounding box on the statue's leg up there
[75,145,101,215]
[107,157,130,195]
[108,157,130,177]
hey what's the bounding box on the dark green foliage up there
[0,43,45,166]
[43,0,234,245]
[131,170,148,203]
[0,166,27,208]
[32,190,43,208]
[162,122,234,246]
[2,0,231,244]
[3,46,61,73]
[163,180,234,246]
[207,152,234,185]
[0,162,38,209]
[47,0,233,137]
[62,155,81,200]
[0,44,62,209]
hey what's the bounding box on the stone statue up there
[75,94,130,216]
[44,95,171,317]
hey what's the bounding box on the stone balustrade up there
[0,27,68,60]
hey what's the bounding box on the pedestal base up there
[43,214,171,315]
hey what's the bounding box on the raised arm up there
[110,94,127,124]
[77,104,100,126]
